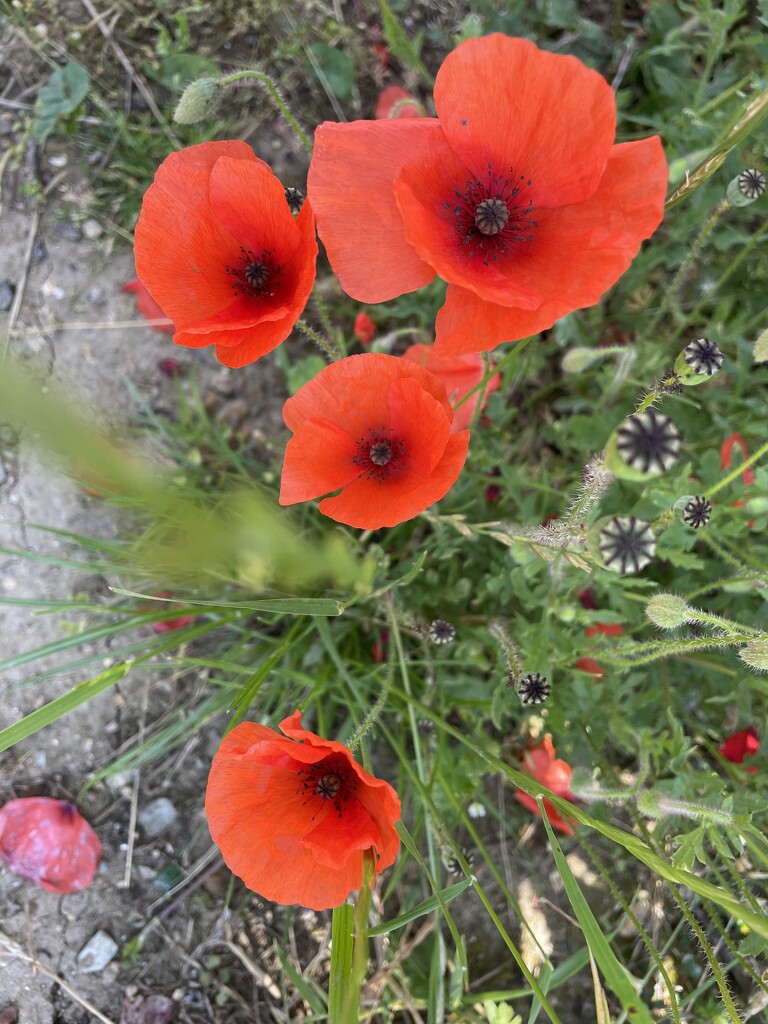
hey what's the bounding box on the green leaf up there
[378,0,434,84]
[308,44,355,101]
[541,807,654,1024]
[32,61,90,143]
[366,877,474,936]
[0,663,128,752]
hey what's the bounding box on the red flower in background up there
[353,311,376,344]
[308,34,667,357]
[720,727,759,772]
[575,657,605,680]
[402,343,501,432]
[206,711,401,910]
[585,622,624,638]
[721,433,756,485]
[121,279,174,333]
[135,141,317,368]
[375,85,422,119]
[515,736,577,835]
[279,353,470,529]
[0,798,101,893]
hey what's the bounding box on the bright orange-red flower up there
[206,711,401,910]
[375,85,422,119]
[402,343,501,432]
[308,34,667,357]
[719,727,759,773]
[720,433,756,485]
[121,279,174,332]
[279,353,470,529]
[353,310,376,344]
[515,736,577,835]
[135,141,317,368]
[0,798,101,893]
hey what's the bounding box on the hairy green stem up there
[219,70,313,153]
[295,318,341,361]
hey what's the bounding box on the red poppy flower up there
[279,353,470,529]
[135,141,317,368]
[308,34,667,357]
[205,711,401,910]
[375,85,422,119]
[0,798,101,893]
[121,279,174,333]
[353,311,376,344]
[585,622,624,638]
[402,343,501,432]
[720,433,756,485]
[720,727,759,771]
[575,656,605,680]
[514,735,577,835]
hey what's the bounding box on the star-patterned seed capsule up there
[517,672,551,705]
[446,846,475,876]
[682,496,712,528]
[684,337,724,377]
[616,410,681,475]
[599,517,657,574]
[737,168,766,200]
[428,619,456,645]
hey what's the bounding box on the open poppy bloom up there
[720,727,759,772]
[121,279,174,333]
[0,798,101,893]
[206,711,401,910]
[514,735,577,835]
[135,141,317,368]
[279,353,470,529]
[308,34,667,357]
[402,343,501,432]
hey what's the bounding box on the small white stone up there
[82,219,103,240]
[77,930,118,973]
[138,797,177,837]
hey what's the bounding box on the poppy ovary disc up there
[474,197,509,236]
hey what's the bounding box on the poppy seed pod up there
[604,410,681,480]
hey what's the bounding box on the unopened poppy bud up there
[753,328,768,365]
[561,347,609,373]
[726,168,766,206]
[645,593,692,629]
[637,790,733,825]
[604,409,681,480]
[739,638,768,673]
[743,495,768,516]
[173,77,222,124]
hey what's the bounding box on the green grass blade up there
[366,877,474,936]
[0,662,129,752]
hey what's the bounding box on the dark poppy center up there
[226,246,281,298]
[297,756,357,820]
[446,163,537,266]
[353,427,408,482]
[474,197,509,236]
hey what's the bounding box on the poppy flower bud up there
[739,638,768,673]
[604,409,681,481]
[561,347,611,374]
[753,328,768,365]
[726,168,766,206]
[173,77,222,124]
[645,593,692,630]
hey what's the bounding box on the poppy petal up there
[280,418,361,504]
[0,798,101,893]
[402,344,501,433]
[434,34,615,208]
[307,120,440,301]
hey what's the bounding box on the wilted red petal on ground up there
[0,798,101,893]
[206,710,401,910]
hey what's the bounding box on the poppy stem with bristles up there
[218,70,313,154]
[295,319,342,361]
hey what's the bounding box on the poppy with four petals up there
[134,141,317,368]
[206,711,401,910]
[279,353,470,529]
[308,34,668,357]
